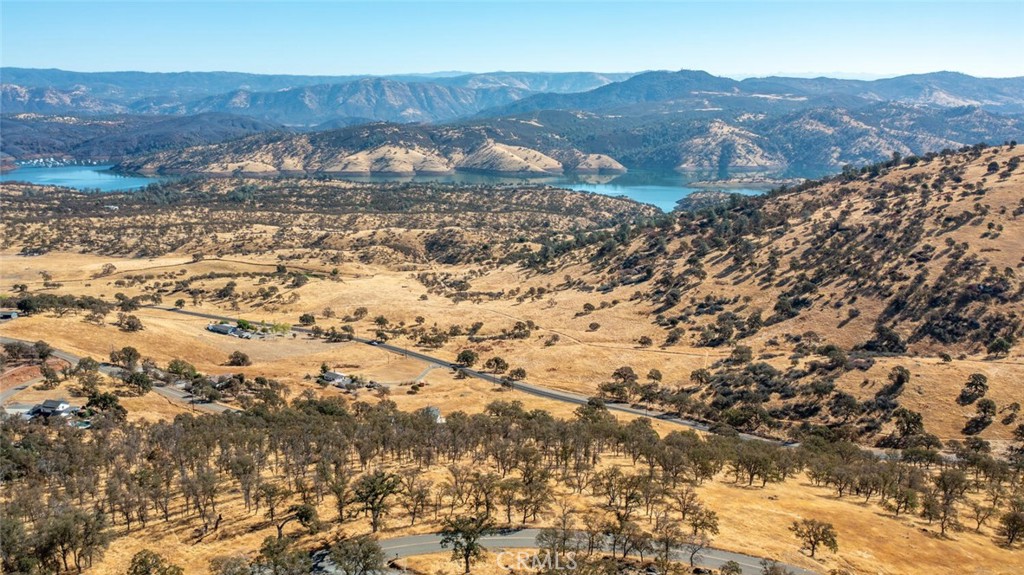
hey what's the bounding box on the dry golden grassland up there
[2,252,1022,574]
[73,451,1024,575]
[2,242,1020,444]
[1,145,1022,575]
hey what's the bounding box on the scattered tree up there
[790,519,838,558]
[125,550,184,575]
[440,516,491,574]
[329,535,386,575]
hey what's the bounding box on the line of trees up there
[1,390,1021,574]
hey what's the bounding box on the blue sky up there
[2,1,1021,78]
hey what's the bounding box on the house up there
[28,399,74,419]
[207,323,255,338]
[0,309,19,320]
[207,323,237,336]
[323,371,352,385]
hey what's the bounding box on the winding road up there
[0,335,233,414]
[160,307,933,462]
[157,307,790,444]
[1,336,816,574]
[312,528,817,575]
[7,309,925,464]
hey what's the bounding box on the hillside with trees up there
[114,107,1023,178]
[0,113,282,163]
[1,143,1022,575]
[5,69,1022,177]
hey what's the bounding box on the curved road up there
[160,306,934,462]
[6,310,926,462]
[312,529,816,575]
[0,335,233,414]
[8,308,925,462]
[156,307,789,445]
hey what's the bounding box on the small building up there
[28,399,74,419]
[0,309,19,320]
[323,371,352,385]
[207,323,237,336]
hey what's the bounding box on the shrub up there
[227,351,252,366]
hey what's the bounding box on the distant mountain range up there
[5,68,1024,126]
[0,69,633,124]
[2,68,1022,177]
[490,70,1024,116]
[177,79,529,124]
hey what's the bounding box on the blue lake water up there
[1,165,766,211]
[558,180,762,212]
[0,165,169,193]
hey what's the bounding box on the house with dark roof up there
[207,323,255,338]
[28,399,74,419]
[207,323,237,335]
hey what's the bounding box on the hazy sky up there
[2,1,1022,79]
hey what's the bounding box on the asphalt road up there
[0,335,232,414]
[0,376,38,404]
[0,338,86,405]
[6,310,923,461]
[159,307,785,446]
[313,528,817,575]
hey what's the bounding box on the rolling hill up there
[6,68,1023,177]
[114,105,1024,177]
[0,113,283,163]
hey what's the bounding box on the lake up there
[0,165,766,211]
[0,165,169,193]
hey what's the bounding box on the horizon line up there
[3,66,1023,82]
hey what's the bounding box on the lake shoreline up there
[1,164,767,212]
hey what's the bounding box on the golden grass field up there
[1,146,1022,574]
[2,245,1020,444]
[29,446,1023,575]
[2,252,1022,573]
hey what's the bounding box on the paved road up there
[3,312,918,460]
[0,339,81,405]
[0,336,232,414]
[313,528,817,575]
[151,383,234,414]
[158,307,789,446]
[0,375,40,404]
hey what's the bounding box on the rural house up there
[323,371,352,385]
[28,399,74,419]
